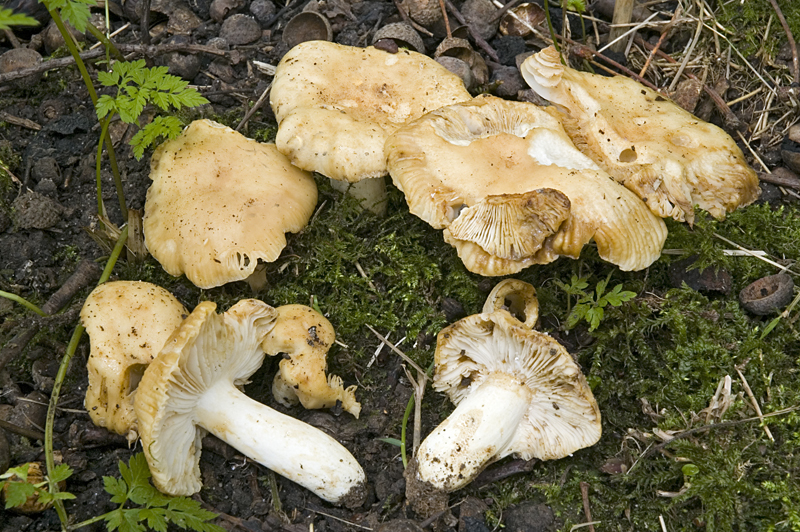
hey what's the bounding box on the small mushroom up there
[409,279,600,502]
[270,41,472,215]
[81,281,187,443]
[143,120,318,289]
[263,304,361,418]
[520,46,760,224]
[385,94,667,275]
[134,299,367,506]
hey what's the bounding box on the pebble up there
[250,0,275,24]
[220,13,262,44]
[11,189,64,230]
[0,48,43,88]
[503,502,555,532]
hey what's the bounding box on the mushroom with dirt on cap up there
[264,304,361,418]
[133,298,368,507]
[407,279,601,514]
[520,46,759,224]
[143,119,318,290]
[269,40,472,215]
[81,281,187,444]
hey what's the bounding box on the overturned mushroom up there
[520,46,759,223]
[270,40,472,214]
[263,304,361,418]
[408,280,601,507]
[386,94,667,275]
[134,299,367,507]
[81,281,187,443]
[144,119,317,289]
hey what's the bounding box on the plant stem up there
[543,0,560,54]
[46,7,127,223]
[0,290,46,316]
[44,226,128,532]
[96,118,110,219]
[400,393,414,468]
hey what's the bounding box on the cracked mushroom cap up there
[264,304,361,418]
[385,94,667,274]
[520,46,759,224]
[143,120,318,289]
[270,41,472,183]
[81,281,187,442]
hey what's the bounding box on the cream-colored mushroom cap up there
[386,95,667,275]
[143,119,317,289]
[520,46,759,224]
[414,279,601,492]
[81,281,187,442]
[270,41,472,183]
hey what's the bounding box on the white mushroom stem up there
[416,372,532,492]
[196,380,366,504]
[329,176,388,216]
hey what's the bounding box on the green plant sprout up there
[0,463,75,510]
[93,59,208,218]
[0,7,39,30]
[1,455,224,532]
[556,273,636,331]
[33,0,207,226]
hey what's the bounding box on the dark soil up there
[1,0,800,531]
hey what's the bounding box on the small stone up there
[503,502,555,532]
[210,0,245,22]
[43,19,85,54]
[220,14,262,45]
[491,65,524,98]
[250,0,275,24]
[11,189,64,230]
[668,256,732,294]
[0,48,43,88]
[461,0,498,41]
[31,156,60,185]
[436,56,474,89]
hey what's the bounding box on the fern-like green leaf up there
[2,480,36,508]
[0,7,39,31]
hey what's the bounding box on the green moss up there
[716,0,800,59]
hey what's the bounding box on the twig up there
[712,232,798,276]
[438,0,452,38]
[0,43,237,85]
[472,458,538,489]
[0,260,102,374]
[488,0,523,23]
[366,325,429,453]
[579,482,596,532]
[0,418,46,441]
[758,170,800,190]
[668,0,703,92]
[442,0,501,63]
[735,364,774,442]
[306,504,373,530]
[639,5,682,78]
[0,110,41,131]
[392,0,434,37]
[235,81,272,132]
[766,0,799,85]
[640,406,799,460]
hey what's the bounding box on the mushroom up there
[81,281,187,443]
[410,279,601,498]
[134,299,367,507]
[385,94,667,275]
[270,40,472,214]
[143,119,318,289]
[263,304,361,418]
[520,46,759,224]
